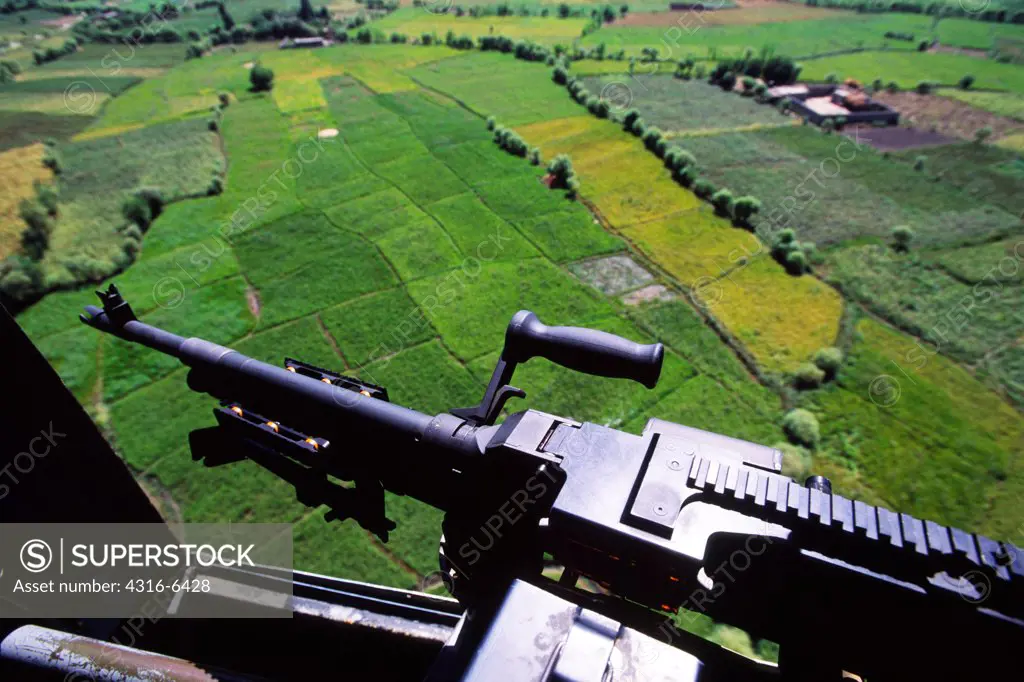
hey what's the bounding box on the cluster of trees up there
[74,0,332,53]
[547,154,579,198]
[562,77,612,117]
[883,30,915,41]
[571,42,626,62]
[770,228,818,276]
[809,0,1024,24]
[477,35,552,62]
[710,53,801,87]
[792,347,844,390]
[32,38,78,66]
[488,117,530,157]
[19,182,58,262]
[121,187,164,232]
[409,1,627,19]
[0,58,22,83]
[251,15,322,40]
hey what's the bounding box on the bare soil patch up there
[318,128,339,138]
[622,284,677,305]
[615,4,846,27]
[930,44,988,59]
[569,255,654,295]
[872,91,1024,142]
[40,15,83,30]
[246,285,262,318]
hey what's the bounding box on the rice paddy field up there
[2,0,1023,641]
[799,50,1024,91]
[370,8,590,45]
[581,11,1024,58]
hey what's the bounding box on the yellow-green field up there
[0,143,52,259]
[700,255,844,374]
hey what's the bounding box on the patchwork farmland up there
[2,0,1023,657]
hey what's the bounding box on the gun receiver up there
[81,284,1022,681]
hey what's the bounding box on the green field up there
[581,74,788,133]
[800,50,1024,91]
[675,125,1021,249]
[891,142,1024,216]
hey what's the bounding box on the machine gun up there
[76,284,1021,681]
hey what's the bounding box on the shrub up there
[913,155,925,171]
[36,183,59,217]
[891,225,914,252]
[663,148,682,170]
[915,80,935,94]
[250,64,274,92]
[641,126,663,152]
[42,147,63,174]
[208,177,224,195]
[753,82,767,99]
[0,257,44,304]
[793,362,826,389]
[825,72,838,84]
[19,200,53,260]
[486,115,496,131]
[208,118,219,131]
[123,225,143,243]
[552,65,568,84]
[785,249,807,275]
[122,196,152,230]
[566,174,580,199]
[547,154,575,188]
[732,195,761,226]
[871,77,883,92]
[529,147,541,165]
[959,74,975,90]
[974,126,992,144]
[820,118,836,134]
[654,138,668,158]
[777,442,812,480]
[622,108,641,130]
[711,188,734,215]
[762,55,800,85]
[813,347,844,379]
[674,166,697,187]
[218,91,230,107]
[886,81,899,93]
[693,178,715,199]
[783,409,820,448]
[917,39,929,51]
[718,71,737,91]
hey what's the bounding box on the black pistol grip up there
[503,310,664,389]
